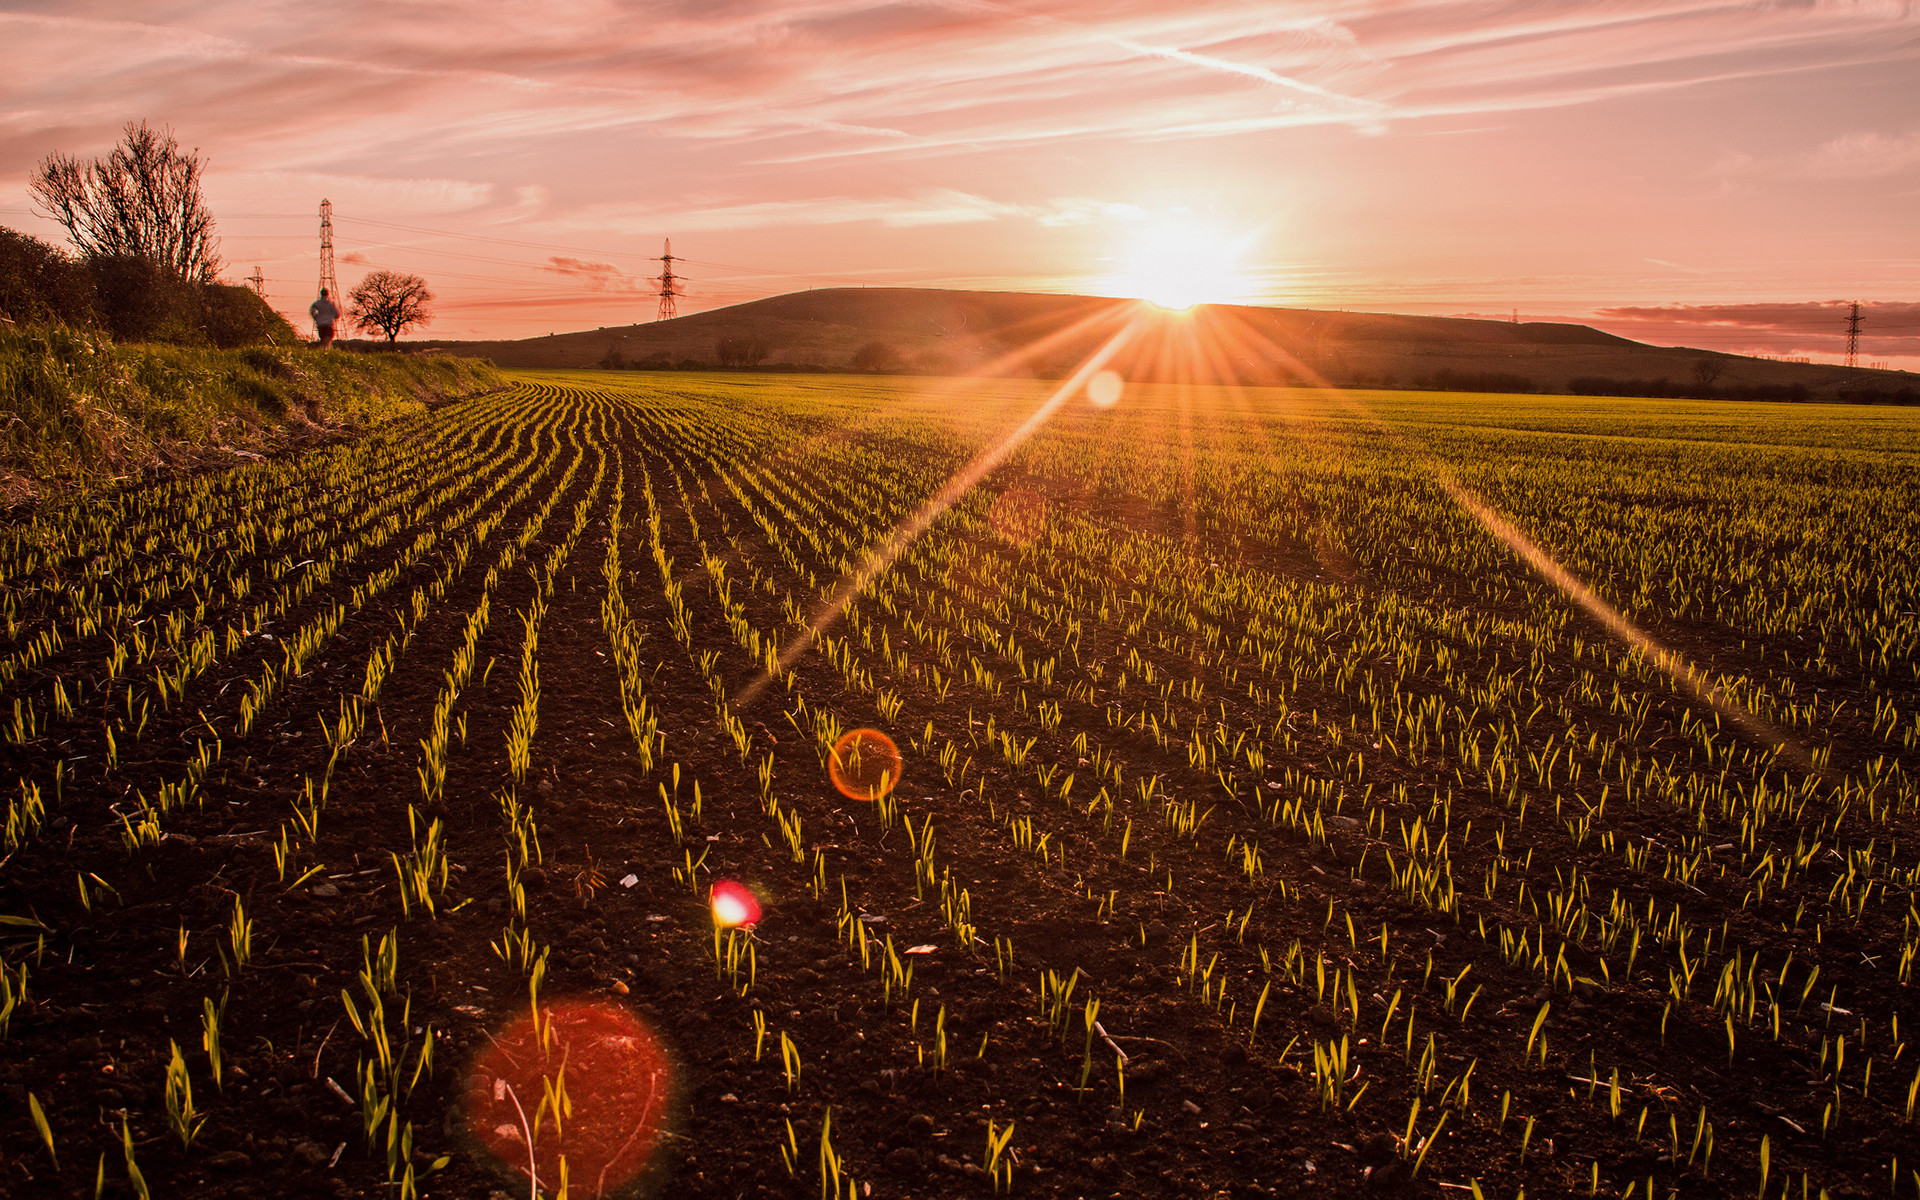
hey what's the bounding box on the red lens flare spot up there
[710,880,762,928]
[467,999,672,1198]
[988,487,1048,546]
[828,728,902,802]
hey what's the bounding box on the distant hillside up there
[421,288,1914,399]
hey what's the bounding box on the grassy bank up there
[0,323,506,500]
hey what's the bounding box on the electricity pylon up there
[654,239,683,321]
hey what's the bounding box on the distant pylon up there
[1511,308,1518,324]
[1844,301,1863,370]
[318,199,337,302]
[653,238,683,321]
[247,267,266,298]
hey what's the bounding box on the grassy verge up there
[0,323,506,500]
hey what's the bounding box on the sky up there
[3,1,1918,368]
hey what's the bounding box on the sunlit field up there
[2,370,1917,1199]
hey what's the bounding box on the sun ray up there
[736,310,1153,706]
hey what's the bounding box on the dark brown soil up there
[0,378,1913,1200]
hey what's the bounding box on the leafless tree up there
[349,270,434,343]
[716,336,771,367]
[1690,357,1726,392]
[29,122,221,283]
[851,340,903,372]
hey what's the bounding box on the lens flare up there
[988,487,1048,545]
[467,999,672,1197]
[710,879,762,928]
[1087,369,1124,407]
[828,728,902,801]
[735,314,1144,711]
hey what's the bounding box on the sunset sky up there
[3,1,1917,367]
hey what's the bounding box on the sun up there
[1099,220,1257,311]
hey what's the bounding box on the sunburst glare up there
[1099,221,1260,311]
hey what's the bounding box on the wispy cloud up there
[211,171,496,214]
[542,255,651,293]
[547,189,1158,234]
[6,1,1915,338]
[1715,129,1920,180]
[7,1,1915,168]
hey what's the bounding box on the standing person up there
[309,288,340,348]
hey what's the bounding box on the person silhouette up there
[309,289,340,348]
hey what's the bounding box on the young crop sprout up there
[15,335,1920,1197]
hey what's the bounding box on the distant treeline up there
[1566,376,1915,404]
[594,337,906,375]
[1568,376,1814,402]
[561,318,1920,404]
[1,225,296,349]
[1348,369,1912,405]
[1412,369,1541,394]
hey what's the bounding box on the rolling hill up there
[417,288,1913,398]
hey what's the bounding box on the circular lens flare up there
[467,999,672,1196]
[710,880,762,928]
[828,729,902,802]
[1087,370,1124,407]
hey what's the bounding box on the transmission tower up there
[653,238,683,321]
[247,267,265,298]
[1844,301,1863,370]
[318,199,337,303]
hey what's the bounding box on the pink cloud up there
[1590,302,1920,359]
[3,2,1914,340]
[1716,130,1920,180]
[542,255,651,294]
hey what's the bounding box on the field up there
[0,369,1916,1200]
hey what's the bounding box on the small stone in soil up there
[293,1141,330,1167]
[885,1147,921,1174]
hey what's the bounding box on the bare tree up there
[1690,357,1726,392]
[851,341,903,372]
[30,122,221,283]
[349,270,434,343]
[716,336,771,367]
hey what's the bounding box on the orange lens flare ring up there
[466,999,672,1195]
[827,728,902,802]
